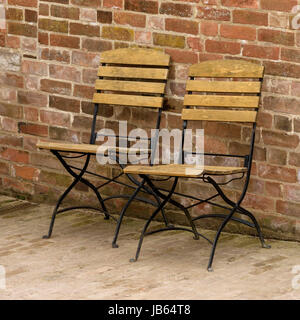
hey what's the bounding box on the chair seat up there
[37,141,150,155]
[124,164,247,177]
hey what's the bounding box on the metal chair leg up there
[112,179,146,248]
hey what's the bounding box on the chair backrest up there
[182,60,264,123]
[180,60,264,167]
[89,48,170,144]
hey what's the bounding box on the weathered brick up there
[263,95,300,116]
[114,11,146,28]
[17,90,48,108]
[40,110,71,127]
[125,0,158,14]
[38,32,48,45]
[221,0,258,8]
[70,23,100,37]
[18,122,48,137]
[206,39,241,54]
[258,29,295,47]
[71,0,101,7]
[73,84,95,99]
[40,79,72,95]
[258,163,297,183]
[51,5,79,20]
[97,10,113,24]
[25,9,38,22]
[49,64,81,83]
[265,181,283,198]
[267,148,287,166]
[165,18,199,35]
[38,19,68,33]
[6,8,23,21]
[72,51,100,68]
[160,2,193,17]
[165,48,198,64]
[261,0,298,12]
[220,24,256,41]
[13,165,39,181]
[41,48,70,63]
[8,0,37,7]
[277,200,300,218]
[281,48,300,64]
[49,95,80,113]
[200,21,218,36]
[22,60,47,76]
[8,22,37,37]
[49,126,80,143]
[153,33,185,49]
[102,26,134,41]
[0,102,23,119]
[50,34,80,49]
[262,130,299,149]
[274,115,292,131]
[198,7,231,21]
[233,10,268,26]
[243,44,279,60]
[103,0,123,9]
[24,107,38,122]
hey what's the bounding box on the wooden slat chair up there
[123,60,271,271]
[37,48,171,245]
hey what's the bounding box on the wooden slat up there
[184,95,260,108]
[181,109,257,122]
[100,48,170,66]
[93,93,163,108]
[186,80,261,93]
[189,60,264,78]
[98,66,168,80]
[37,142,150,155]
[95,79,165,94]
[124,164,247,177]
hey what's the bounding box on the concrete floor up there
[0,195,300,300]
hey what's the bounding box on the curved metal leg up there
[112,179,146,248]
[130,177,179,263]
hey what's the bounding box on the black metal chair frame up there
[41,53,171,246]
[125,67,271,271]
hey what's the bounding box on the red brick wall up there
[1,0,300,240]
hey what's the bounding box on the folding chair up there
[123,59,271,271]
[37,48,171,246]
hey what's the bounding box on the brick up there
[21,60,47,76]
[8,0,37,7]
[221,0,258,8]
[24,107,38,122]
[267,148,287,166]
[2,118,19,132]
[38,19,68,33]
[263,95,300,116]
[51,5,79,20]
[165,18,199,35]
[220,24,256,41]
[0,147,29,163]
[6,36,21,49]
[153,33,185,49]
[274,115,292,131]
[165,48,198,64]
[40,110,71,127]
[13,165,39,181]
[73,84,95,99]
[261,0,298,12]
[114,11,146,28]
[6,8,23,21]
[39,170,72,188]
[18,122,48,137]
[289,152,300,167]
[71,0,101,7]
[295,118,300,132]
[258,29,294,47]
[291,82,300,98]
[0,73,24,88]
[49,126,80,143]
[264,61,300,78]
[82,39,112,52]
[3,177,34,195]
[262,130,299,149]
[102,26,134,41]
[0,162,9,175]
[21,38,37,52]
[265,181,283,198]
[258,163,297,183]
[25,9,38,22]
[125,0,158,14]
[49,64,81,83]
[97,10,113,24]
[72,51,100,68]
[135,31,151,44]
[281,48,300,64]
[70,23,100,37]
[0,102,23,118]
[198,7,231,21]
[0,87,17,102]
[38,32,48,45]
[148,16,164,30]
[200,21,218,36]
[82,101,113,118]
[233,10,268,26]
[81,8,97,22]
[103,0,123,9]
[40,79,72,95]
[262,77,290,95]
[243,44,279,60]
[41,48,70,63]
[256,111,273,129]
[206,39,241,54]
[50,34,80,49]
[17,90,48,108]
[243,193,275,212]
[187,37,203,51]
[276,200,300,218]
[8,22,37,37]
[229,142,266,161]
[160,2,193,17]
[49,95,80,113]
[39,3,49,16]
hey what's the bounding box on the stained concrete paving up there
[0,195,300,300]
